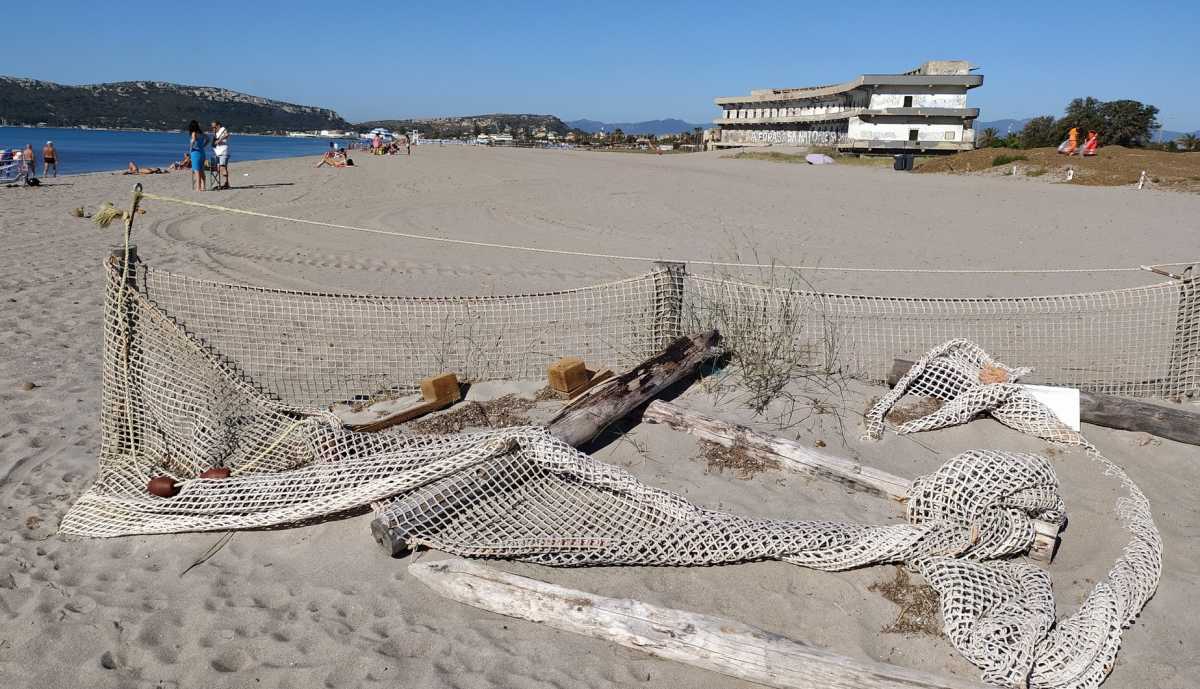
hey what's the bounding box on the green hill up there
[0,77,350,134]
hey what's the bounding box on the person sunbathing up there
[316,150,348,168]
[124,161,165,175]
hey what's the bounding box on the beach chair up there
[206,156,222,189]
[0,152,26,185]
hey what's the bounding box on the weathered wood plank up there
[409,557,991,689]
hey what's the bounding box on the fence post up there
[109,244,140,286]
[652,261,687,349]
[1169,265,1199,399]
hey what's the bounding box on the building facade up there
[713,60,982,153]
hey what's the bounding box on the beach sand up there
[0,148,1197,689]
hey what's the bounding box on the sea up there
[0,126,343,175]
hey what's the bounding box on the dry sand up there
[0,147,1198,689]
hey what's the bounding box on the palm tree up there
[1177,133,1199,151]
[978,127,999,149]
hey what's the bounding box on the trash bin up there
[893,155,906,171]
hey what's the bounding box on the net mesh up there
[61,258,1171,689]
[685,273,1199,398]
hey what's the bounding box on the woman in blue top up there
[187,120,208,191]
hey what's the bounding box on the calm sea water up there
[0,127,343,175]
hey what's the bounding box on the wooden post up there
[109,244,139,287]
[1168,264,1199,399]
[651,261,686,350]
[409,558,992,689]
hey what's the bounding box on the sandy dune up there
[0,147,1197,689]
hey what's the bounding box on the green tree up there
[1098,99,1159,147]
[1058,97,1106,142]
[1057,97,1159,148]
[1019,116,1059,148]
[1178,133,1199,151]
[977,127,998,148]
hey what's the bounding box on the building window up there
[908,129,919,142]
[903,96,913,108]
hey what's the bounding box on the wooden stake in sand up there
[409,557,991,689]
[642,400,1060,563]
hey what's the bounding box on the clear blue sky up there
[6,1,1199,130]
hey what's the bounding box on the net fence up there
[60,256,1173,689]
[685,272,1199,398]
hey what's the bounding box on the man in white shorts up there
[211,121,231,189]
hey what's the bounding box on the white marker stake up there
[1138,170,1147,189]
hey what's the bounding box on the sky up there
[5,1,1199,130]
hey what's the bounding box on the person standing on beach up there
[187,120,208,192]
[23,144,36,179]
[42,141,57,177]
[211,121,230,189]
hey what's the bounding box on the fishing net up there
[61,257,1162,689]
[865,339,1162,689]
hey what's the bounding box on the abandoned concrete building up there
[713,60,982,153]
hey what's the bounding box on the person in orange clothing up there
[1082,130,1099,156]
[1058,127,1079,155]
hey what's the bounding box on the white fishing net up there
[61,258,1162,689]
[865,338,1162,689]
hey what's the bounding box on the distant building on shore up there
[712,60,982,153]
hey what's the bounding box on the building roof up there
[715,61,981,106]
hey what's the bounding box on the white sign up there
[1020,384,1080,431]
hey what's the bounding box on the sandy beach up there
[1,147,1198,689]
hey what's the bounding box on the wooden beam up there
[643,400,912,501]
[886,358,1200,446]
[409,557,991,689]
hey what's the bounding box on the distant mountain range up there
[567,118,707,136]
[0,77,349,134]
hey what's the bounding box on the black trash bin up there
[893,154,905,171]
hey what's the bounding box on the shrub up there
[991,154,1027,167]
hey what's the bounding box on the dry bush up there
[687,260,848,429]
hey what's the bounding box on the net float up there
[147,476,179,498]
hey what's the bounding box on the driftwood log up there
[642,400,1059,563]
[643,400,910,500]
[371,331,721,556]
[545,330,721,447]
[409,557,992,689]
[887,358,1200,446]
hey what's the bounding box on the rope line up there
[138,191,1197,276]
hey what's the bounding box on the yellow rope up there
[137,191,1196,275]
